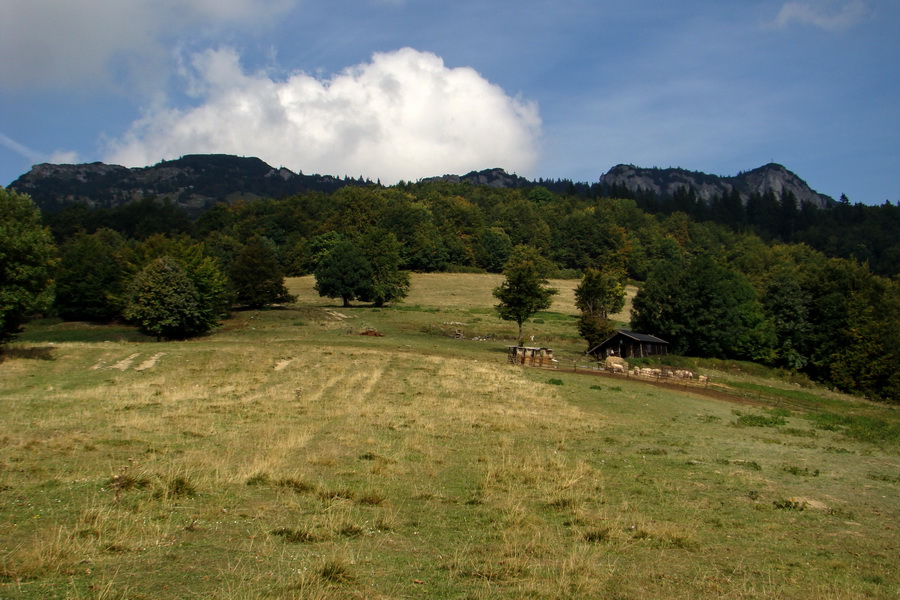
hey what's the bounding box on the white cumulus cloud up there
[772,0,869,31]
[105,47,542,183]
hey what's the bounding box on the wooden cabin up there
[507,346,555,367]
[588,330,669,359]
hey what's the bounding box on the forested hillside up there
[27,175,897,403]
[1,172,900,400]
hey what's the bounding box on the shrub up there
[734,412,786,428]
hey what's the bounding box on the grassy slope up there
[0,274,896,599]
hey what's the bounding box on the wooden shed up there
[507,346,555,367]
[588,330,669,359]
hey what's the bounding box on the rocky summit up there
[599,163,834,209]
[9,154,364,215]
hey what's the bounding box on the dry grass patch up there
[3,282,899,599]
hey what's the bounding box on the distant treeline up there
[44,178,900,278]
[40,180,899,402]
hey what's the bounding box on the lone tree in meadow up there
[493,246,557,346]
[359,229,410,307]
[314,240,374,307]
[0,188,57,344]
[230,236,296,308]
[123,256,214,341]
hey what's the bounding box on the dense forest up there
[4,178,899,402]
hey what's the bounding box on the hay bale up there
[604,356,628,371]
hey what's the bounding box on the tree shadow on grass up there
[1,345,56,361]
[16,319,151,344]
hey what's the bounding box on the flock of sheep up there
[603,356,709,383]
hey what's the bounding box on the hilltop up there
[599,163,834,209]
[8,154,369,216]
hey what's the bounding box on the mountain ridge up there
[599,163,834,209]
[8,154,834,213]
[8,154,368,215]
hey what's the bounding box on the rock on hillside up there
[600,163,834,208]
[9,154,365,215]
[421,167,533,188]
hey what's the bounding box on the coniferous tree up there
[779,190,799,239]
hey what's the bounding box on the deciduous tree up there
[575,268,626,352]
[359,229,410,307]
[493,246,557,345]
[55,228,130,322]
[0,189,57,343]
[631,255,775,361]
[314,241,374,307]
[123,257,209,341]
[230,236,295,308]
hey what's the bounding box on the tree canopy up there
[493,246,558,346]
[230,236,295,308]
[314,241,374,307]
[55,228,130,322]
[359,229,410,307]
[0,189,57,343]
[575,268,626,352]
[26,174,900,402]
[123,257,211,341]
[631,255,775,362]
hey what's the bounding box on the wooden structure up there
[588,330,669,359]
[507,346,555,367]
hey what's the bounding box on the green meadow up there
[1,274,897,599]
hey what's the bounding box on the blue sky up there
[1,0,897,204]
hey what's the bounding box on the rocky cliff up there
[599,163,834,208]
[421,167,533,188]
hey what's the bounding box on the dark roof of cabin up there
[587,330,669,355]
[612,330,669,344]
